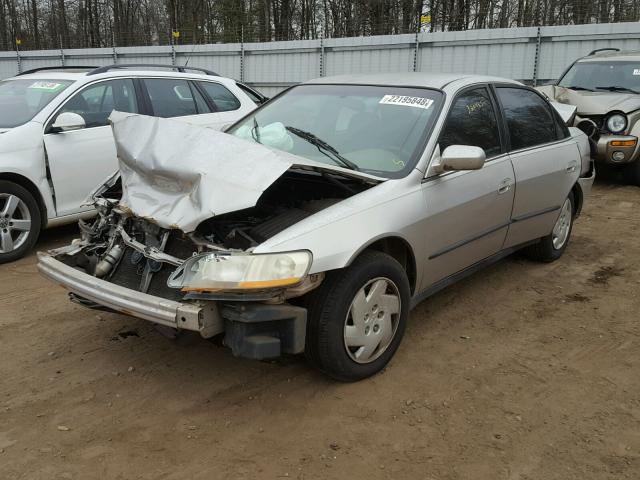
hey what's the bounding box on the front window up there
[227,84,442,178]
[0,79,73,128]
[558,61,640,94]
[57,79,138,128]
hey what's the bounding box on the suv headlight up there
[606,113,627,134]
[168,251,312,292]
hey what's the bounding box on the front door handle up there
[566,161,577,173]
[498,178,512,195]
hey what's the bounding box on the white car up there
[0,64,264,263]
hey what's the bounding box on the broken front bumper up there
[37,251,224,337]
[37,251,307,359]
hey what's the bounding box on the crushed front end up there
[37,112,381,359]
[38,166,376,360]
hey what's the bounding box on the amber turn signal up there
[610,139,637,147]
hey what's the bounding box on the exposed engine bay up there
[56,168,373,303]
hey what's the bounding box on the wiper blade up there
[251,117,261,143]
[595,85,640,94]
[566,85,594,92]
[285,125,360,171]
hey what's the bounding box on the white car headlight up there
[168,251,312,292]
[606,113,627,134]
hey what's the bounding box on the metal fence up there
[2,22,639,97]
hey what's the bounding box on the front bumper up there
[37,251,307,359]
[37,252,224,337]
[594,134,639,165]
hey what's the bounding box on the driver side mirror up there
[432,145,486,174]
[51,112,86,133]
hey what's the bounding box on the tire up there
[525,192,574,263]
[625,160,640,186]
[0,181,41,264]
[304,250,410,382]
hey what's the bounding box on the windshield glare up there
[228,84,442,178]
[558,61,640,92]
[0,79,73,128]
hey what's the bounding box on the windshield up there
[558,61,640,93]
[0,79,73,128]
[227,84,442,178]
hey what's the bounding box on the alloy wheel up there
[0,194,32,254]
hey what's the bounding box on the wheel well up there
[364,237,417,295]
[0,173,48,228]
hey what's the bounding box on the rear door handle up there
[566,161,577,173]
[498,178,512,194]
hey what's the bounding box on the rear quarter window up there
[198,82,241,112]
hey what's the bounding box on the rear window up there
[143,78,211,118]
[496,87,558,150]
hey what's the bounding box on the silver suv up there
[39,73,594,381]
[537,48,640,184]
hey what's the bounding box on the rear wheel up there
[0,181,41,264]
[304,250,410,381]
[525,193,574,263]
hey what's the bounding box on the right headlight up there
[606,113,627,134]
[168,251,312,292]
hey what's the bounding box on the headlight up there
[606,113,627,133]
[168,251,312,292]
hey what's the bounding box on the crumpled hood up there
[550,86,640,115]
[109,112,383,233]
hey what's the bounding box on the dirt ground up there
[1,179,639,480]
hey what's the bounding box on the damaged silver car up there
[38,73,594,381]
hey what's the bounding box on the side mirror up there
[433,145,486,174]
[51,112,86,132]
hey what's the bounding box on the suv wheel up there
[525,193,574,263]
[0,181,41,264]
[304,250,410,381]
[626,160,640,186]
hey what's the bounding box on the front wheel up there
[525,193,574,263]
[625,159,640,186]
[0,181,41,264]
[304,250,410,382]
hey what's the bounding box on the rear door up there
[421,85,515,287]
[43,78,139,215]
[140,78,253,130]
[495,86,579,248]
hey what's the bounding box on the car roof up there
[303,72,521,90]
[580,50,640,62]
[7,68,237,85]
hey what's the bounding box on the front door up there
[43,78,139,216]
[421,86,515,288]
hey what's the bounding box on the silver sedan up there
[38,73,595,381]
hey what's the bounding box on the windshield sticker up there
[379,95,433,109]
[28,81,65,92]
[633,69,640,76]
